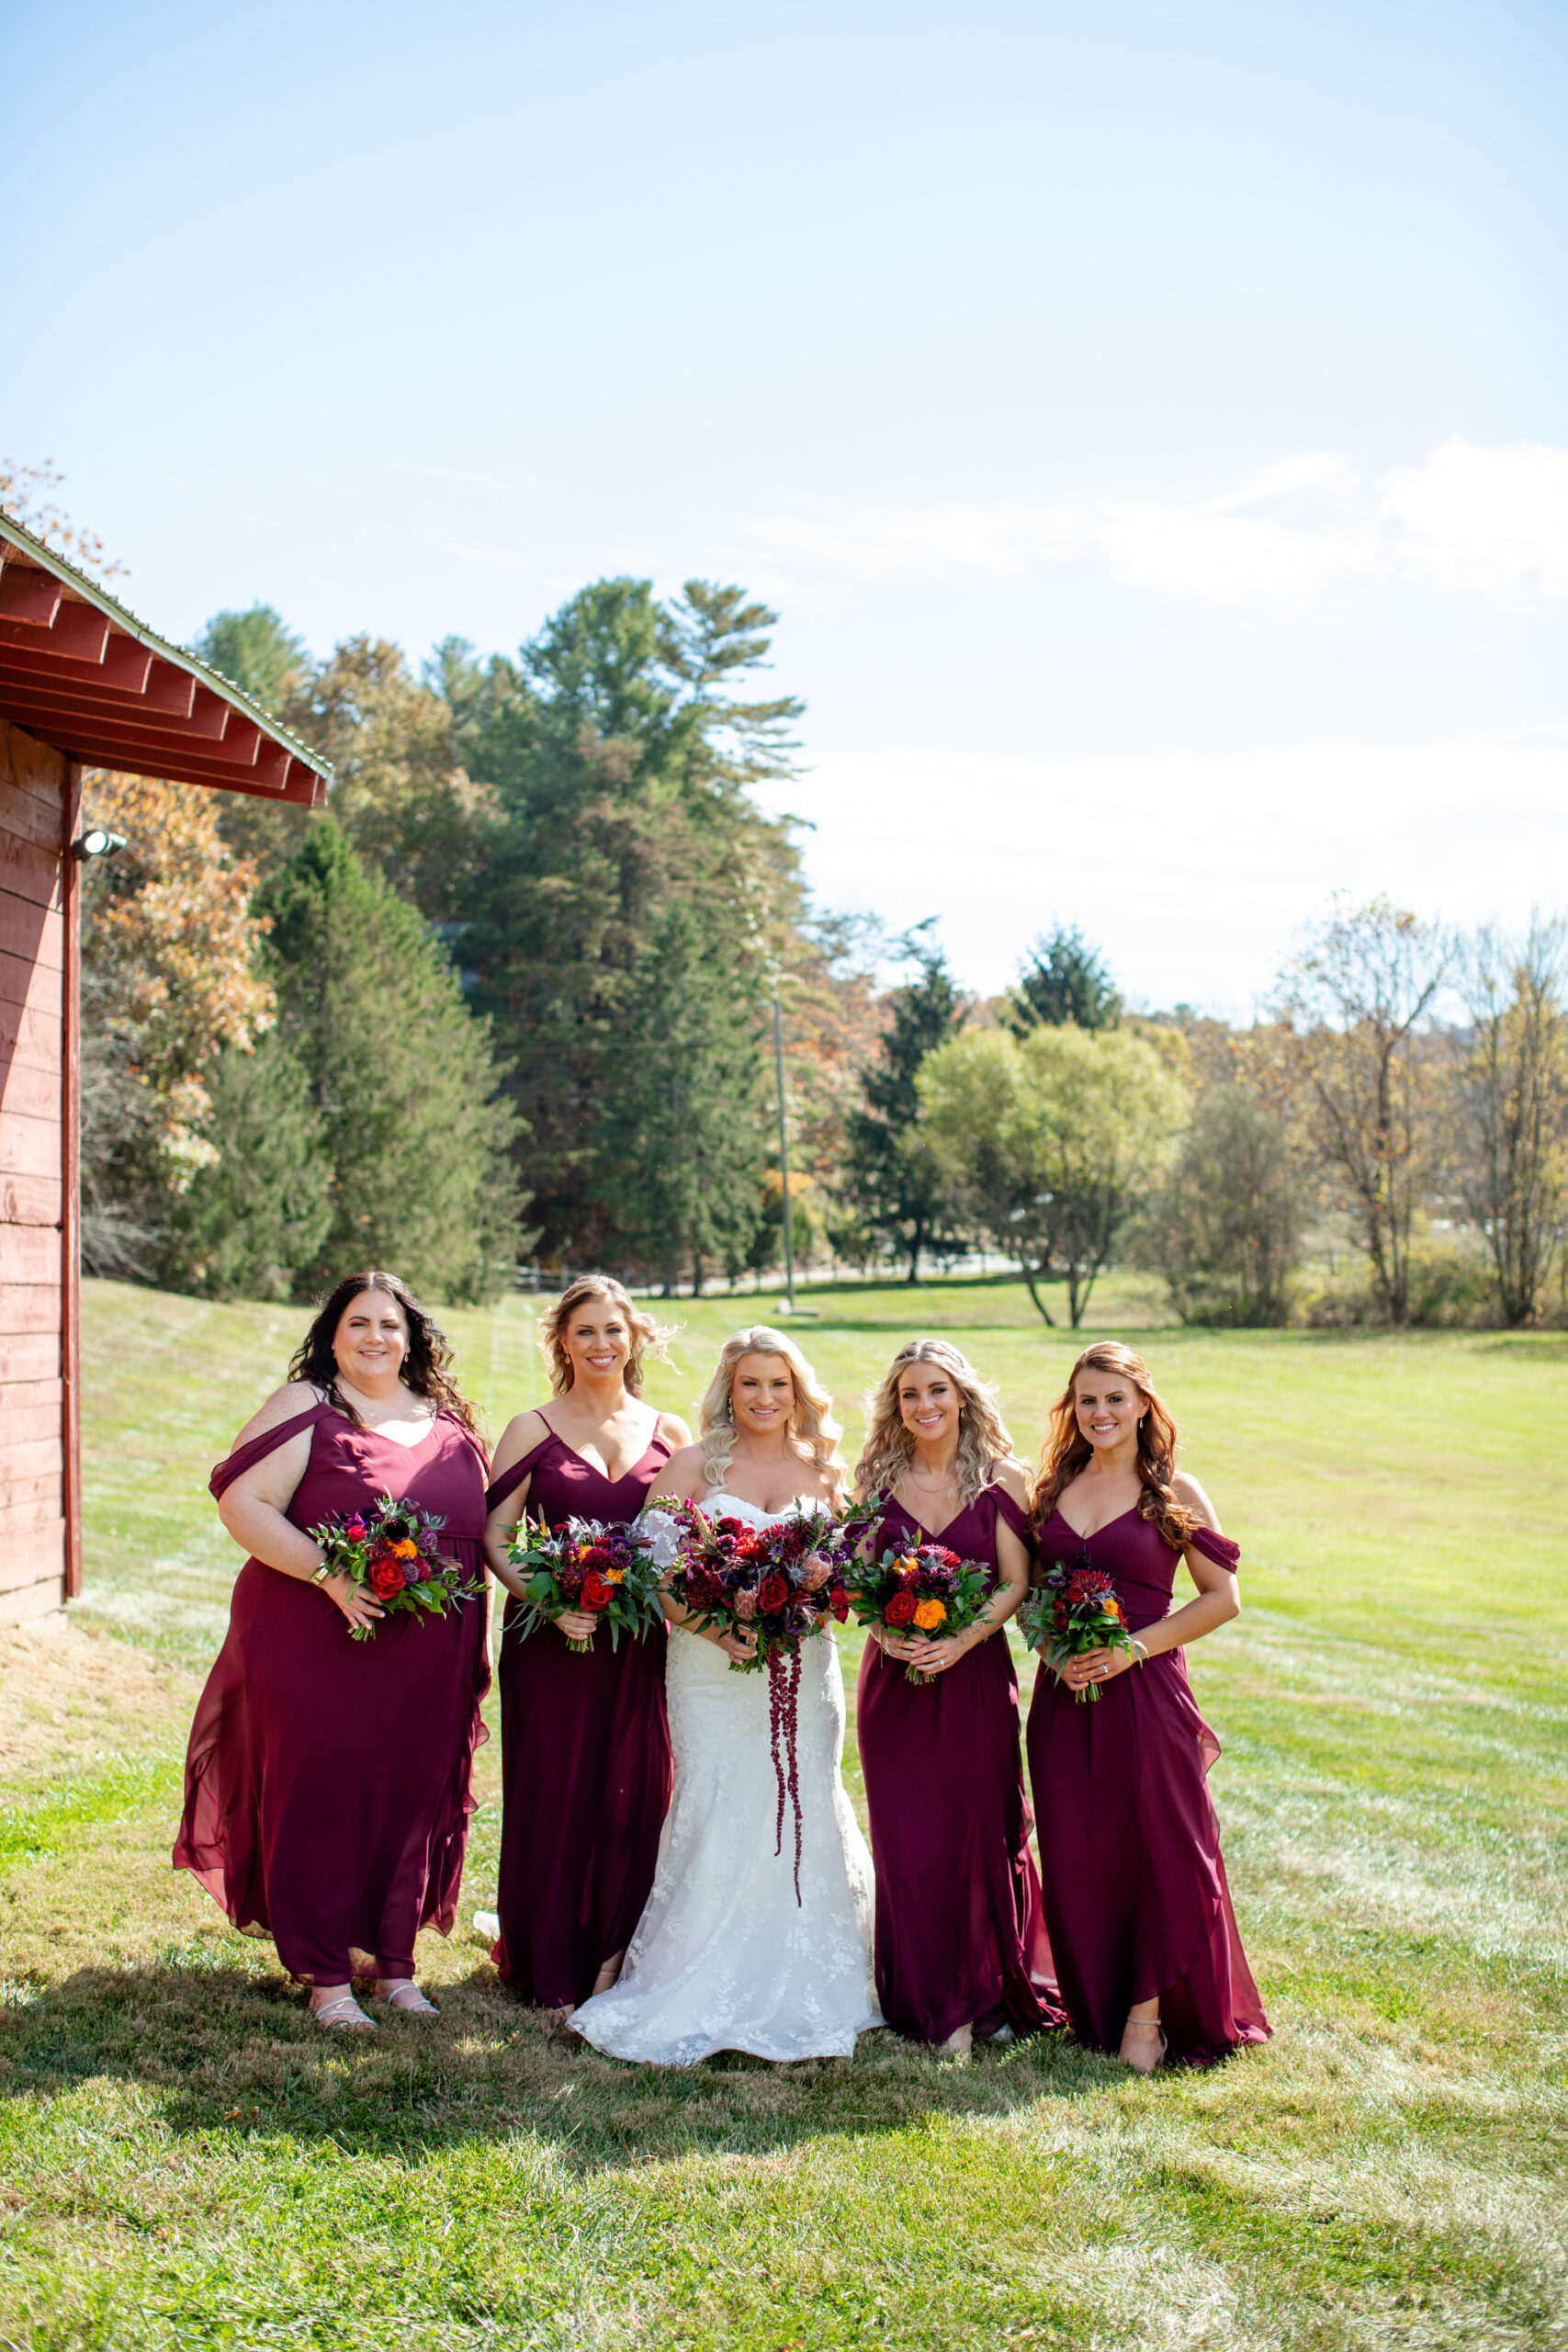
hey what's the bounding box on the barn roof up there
[0,512,330,806]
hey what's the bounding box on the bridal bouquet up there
[657,1496,874,1671]
[843,1540,992,1684]
[1018,1549,1137,1702]
[505,1515,664,1653]
[308,1494,479,1643]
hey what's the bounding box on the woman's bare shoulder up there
[656,1441,707,1500]
[991,1456,1032,1506]
[657,1410,694,1452]
[231,1382,323,1452]
[1173,1468,1219,1528]
[490,1407,554,1476]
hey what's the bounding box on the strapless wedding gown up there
[570,1493,882,2064]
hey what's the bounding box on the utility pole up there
[772,992,796,1315]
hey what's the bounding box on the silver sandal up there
[310,1992,376,2030]
[375,1980,439,2016]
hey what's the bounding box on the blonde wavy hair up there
[697,1327,847,1503]
[855,1338,1017,1510]
[539,1276,675,1397]
[1029,1340,1200,1552]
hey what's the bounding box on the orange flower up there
[390,1539,419,1560]
[913,1597,947,1631]
[894,1555,920,1577]
[603,1567,625,1585]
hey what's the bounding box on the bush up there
[1301,1229,1498,1328]
[1134,1088,1304,1327]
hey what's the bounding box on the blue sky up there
[6,0,1564,1011]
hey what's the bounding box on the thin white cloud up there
[769,734,1568,1012]
[740,440,1568,610]
[1378,440,1568,605]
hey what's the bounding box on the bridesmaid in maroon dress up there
[1026,1340,1269,2071]
[854,1339,1062,2055]
[174,1272,491,2030]
[483,1277,691,2009]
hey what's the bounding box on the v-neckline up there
[1050,1500,1141,1543]
[542,1413,663,1487]
[327,1400,442,1455]
[890,1490,969,1544]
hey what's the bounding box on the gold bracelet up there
[310,1562,331,1587]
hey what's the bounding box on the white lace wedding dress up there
[570,1494,882,2065]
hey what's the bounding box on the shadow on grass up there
[0,1955,1118,2173]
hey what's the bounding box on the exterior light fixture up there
[72,829,128,860]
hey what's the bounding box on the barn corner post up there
[61,759,82,1600]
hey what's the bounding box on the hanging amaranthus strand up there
[768,1644,806,1903]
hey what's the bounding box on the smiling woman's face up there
[897,1360,961,1448]
[730,1352,795,1437]
[333,1290,410,1388]
[1072,1369,1145,1453]
[561,1298,631,1385]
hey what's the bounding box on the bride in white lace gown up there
[570,1329,882,2066]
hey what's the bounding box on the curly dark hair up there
[288,1271,480,1435]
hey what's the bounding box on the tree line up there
[10,453,1552,1329]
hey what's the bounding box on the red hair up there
[1028,1340,1199,1553]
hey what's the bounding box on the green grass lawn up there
[1,1277,1564,2348]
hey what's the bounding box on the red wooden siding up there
[0,720,68,1623]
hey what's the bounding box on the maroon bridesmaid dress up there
[488,1421,675,2007]
[1026,1506,1269,2065]
[174,1396,491,1984]
[856,1487,1064,2044]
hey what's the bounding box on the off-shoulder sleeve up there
[484,1430,557,1516]
[1188,1524,1240,1571]
[991,1487,1035,1554]
[209,1399,333,1500]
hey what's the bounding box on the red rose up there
[829,1587,850,1623]
[367,1551,406,1599]
[885,1589,916,1627]
[344,1517,367,1542]
[581,1571,612,1611]
[758,1573,789,1613]
[938,1548,960,1568]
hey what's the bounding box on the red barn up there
[0,513,330,1626]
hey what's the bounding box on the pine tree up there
[592,901,768,1295]
[163,1031,333,1301]
[844,925,967,1282]
[261,817,526,1302]
[1006,924,1122,1035]
[457,577,804,1263]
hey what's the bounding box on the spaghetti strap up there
[484,1430,559,1516]
[209,1398,336,1501]
[1189,1525,1240,1572]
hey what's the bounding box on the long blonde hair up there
[1029,1340,1200,1551]
[697,1326,847,1503]
[538,1276,674,1397]
[855,1338,1016,1509]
